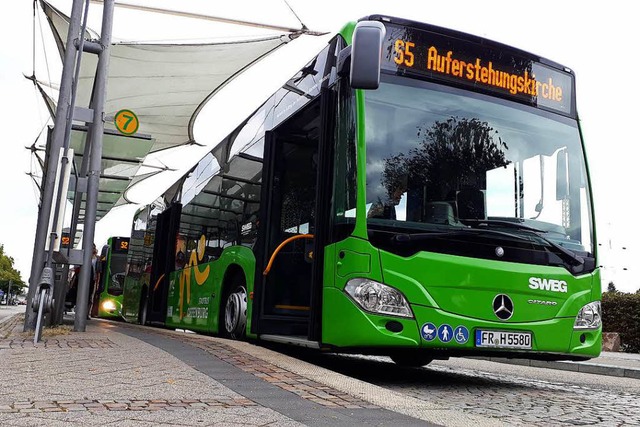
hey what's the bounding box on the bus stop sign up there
[114,109,139,135]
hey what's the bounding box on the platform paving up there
[1,310,637,426]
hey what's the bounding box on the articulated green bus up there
[96,237,129,318]
[121,15,600,365]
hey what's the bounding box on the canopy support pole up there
[74,0,115,332]
[24,0,86,333]
[25,0,116,334]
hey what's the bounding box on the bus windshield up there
[364,76,593,257]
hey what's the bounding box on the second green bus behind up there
[96,237,129,319]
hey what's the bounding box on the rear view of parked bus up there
[121,15,600,365]
[121,205,162,325]
[96,237,130,318]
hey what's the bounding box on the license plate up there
[475,330,532,349]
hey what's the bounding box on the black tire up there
[221,275,247,340]
[390,353,433,367]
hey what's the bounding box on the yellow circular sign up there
[114,109,139,135]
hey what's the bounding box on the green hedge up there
[601,292,640,353]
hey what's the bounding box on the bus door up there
[147,203,181,324]
[254,91,335,341]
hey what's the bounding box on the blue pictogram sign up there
[438,324,453,343]
[421,322,437,341]
[454,325,469,344]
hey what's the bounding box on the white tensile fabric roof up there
[37,0,300,222]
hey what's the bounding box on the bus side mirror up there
[349,21,385,90]
[556,149,568,200]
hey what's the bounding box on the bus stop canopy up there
[33,0,307,229]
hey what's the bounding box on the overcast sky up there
[1,0,637,292]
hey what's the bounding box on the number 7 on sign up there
[114,109,139,135]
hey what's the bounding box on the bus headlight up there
[574,301,601,329]
[344,278,413,318]
[102,300,117,312]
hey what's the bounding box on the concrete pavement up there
[0,309,638,426]
[0,312,496,427]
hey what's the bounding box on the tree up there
[0,244,26,296]
[381,116,509,201]
[418,116,508,196]
[607,282,618,293]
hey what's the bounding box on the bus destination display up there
[112,237,130,254]
[380,23,574,116]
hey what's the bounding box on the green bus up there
[121,15,600,365]
[96,237,129,318]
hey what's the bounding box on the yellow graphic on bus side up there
[178,234,210,319]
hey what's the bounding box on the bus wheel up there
[390,354,433,367]
[223,282,247,339]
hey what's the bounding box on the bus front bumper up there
[322,288,601,360]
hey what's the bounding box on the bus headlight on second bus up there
[344,278,413,318]
[574,301,601,329]
[102,300,117,312]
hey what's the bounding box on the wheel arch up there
[222,263,247,289]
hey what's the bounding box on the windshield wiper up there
[391,228,534,244]
[392,230,471,243]
[460,218,544,232]
[460,218,585,270]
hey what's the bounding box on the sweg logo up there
[528,277,567,293]
[241,222,252,235]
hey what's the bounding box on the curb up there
[0,313,23,339]
[471,356,640,380]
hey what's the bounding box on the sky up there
[0,0,637,292]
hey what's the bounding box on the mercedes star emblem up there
[493,294,514,320]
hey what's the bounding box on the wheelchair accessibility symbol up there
[454,325,469,344]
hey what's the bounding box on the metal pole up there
[56,155,91,324]
[24,0,85,332]
[51,265,69,325]
[74,0,114,332]
[51,0,93,326]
